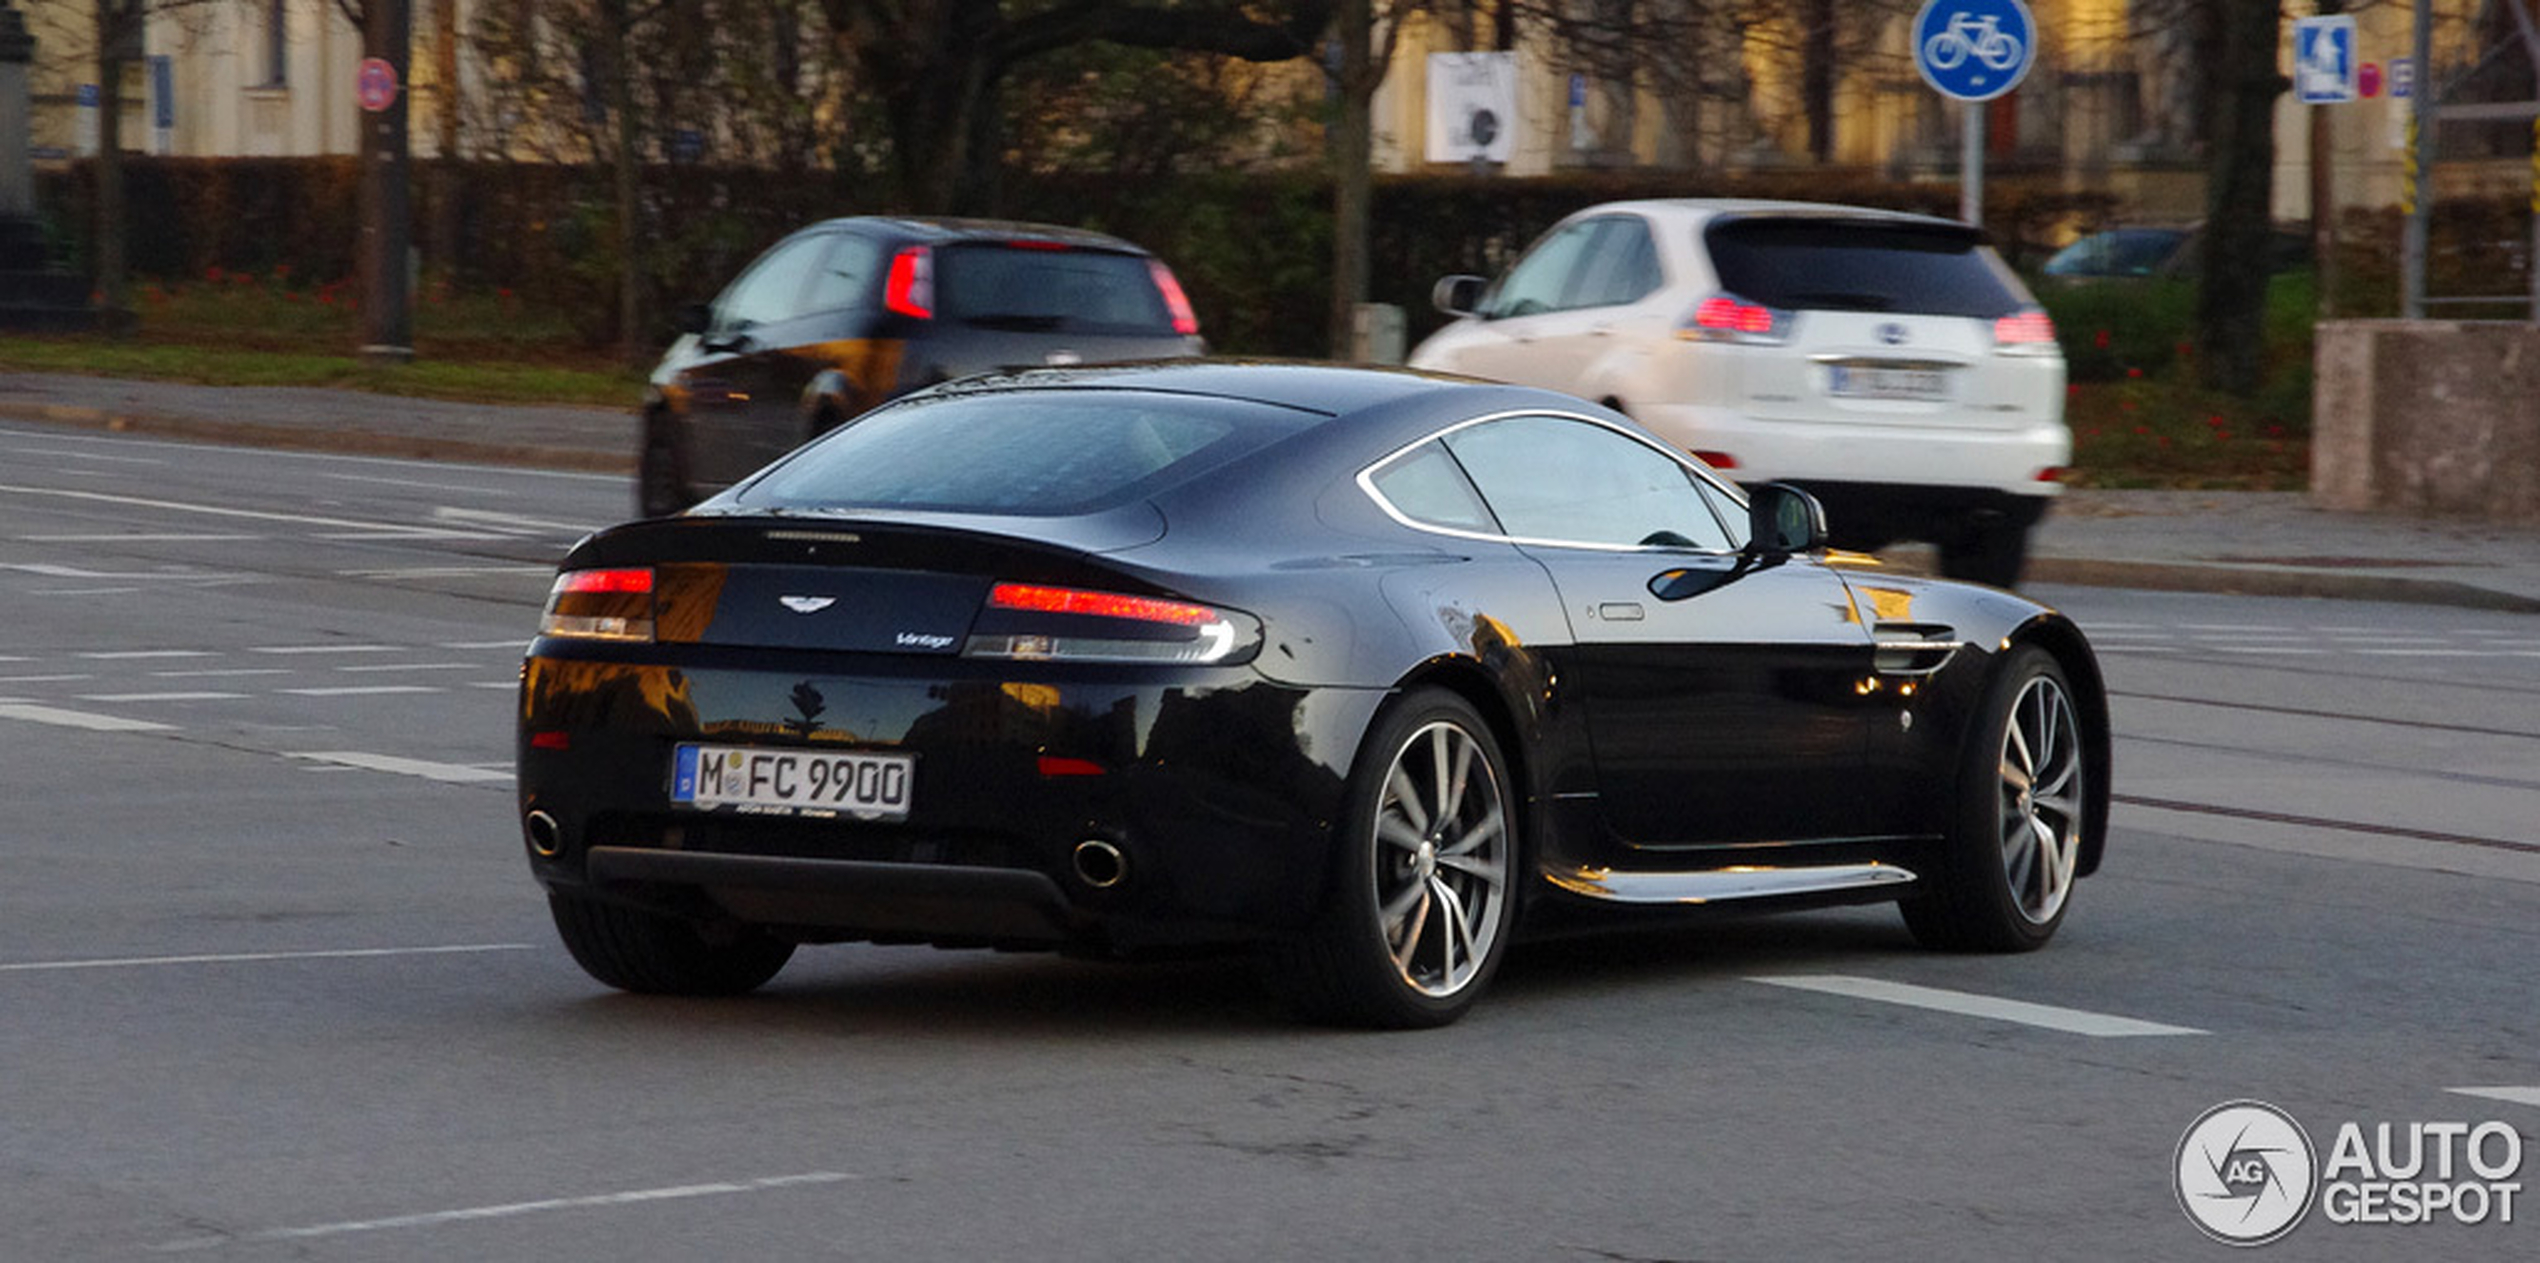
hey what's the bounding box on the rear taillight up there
[964,582,1259,665]
[540,568,655,642]
[885,247,934,319]
[1678,294,1791,345]
[1993,308,2057,352]
[1147,261,1201,336]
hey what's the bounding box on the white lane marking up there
[318,471,511,495]
[433,506,598,535]
[147,1171,861,1253]
[0,446,166,464]
[2177,624,2294,633]
[2206,647,2326,656]
[315,529,510,542]
[286,751,511,783]
[0,655,28,662]
[336,662,479,673]
[0,673,95,683]
[77,650,216,660]
[2351,649,2494,658]
[0,482,437,532]
[467,681,519,690]
[1749,975,2208,1037]
[441,639,529,650]
[76,692,250,703]
[3,563,240,582]
[149,668,292,679]
[0,426,626,481]
[0,702,177,732]
[0,943,533,974]
[338,564,553,580]
[281,685,443,697]
[24,533,264,543]
[30,587,145,596]
[249,644,405,655]
[2449,1087,2540,1109]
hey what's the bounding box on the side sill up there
[1544,861,1918,905]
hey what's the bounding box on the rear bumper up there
[1634,402,2069,498]
[516,647,1386,949]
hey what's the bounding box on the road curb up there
[2024,556,2540,614]
[0,401,634,475]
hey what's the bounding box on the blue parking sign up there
[1913,0,2037,103]
[2294,15,2359,104]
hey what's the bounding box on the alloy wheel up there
[1371,720,1510,997]
[1996,674,2083,924]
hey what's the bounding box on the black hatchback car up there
[637,217,1205,516]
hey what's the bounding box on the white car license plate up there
[1828,365,1951,401]
[671,745,914,820]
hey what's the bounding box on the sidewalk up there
[6,369,2539,613]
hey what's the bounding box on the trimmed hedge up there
[30,157,2304,357]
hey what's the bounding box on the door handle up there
[1597,602,1646,622]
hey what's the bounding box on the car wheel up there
[1264,689,1518,1028]
[547,893,794,995]
[635,409,696,518]
[1901,645,2086,952]
[1937,518,2030,588]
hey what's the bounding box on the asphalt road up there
[3,423,2534,1261]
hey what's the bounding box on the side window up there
[802,234,888,315]
[712,233,831,329]
[1366,441,1499,534]
[1572,217,1662,309]
[1443,416,1734,552]
[1483,220,1602,319]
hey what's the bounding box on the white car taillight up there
[1677,294,1793,345]
[540,568,655,642]
[963,582,1260,665]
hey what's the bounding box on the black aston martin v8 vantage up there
[517,362,2108,1028]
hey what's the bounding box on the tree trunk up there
[602,0,642,365]
[92,0,132,334]
[1328,0,1373,359]
[2195,0,2282,396]
[1803,0,1836,163]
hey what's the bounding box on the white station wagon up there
[1409,200,2070,586]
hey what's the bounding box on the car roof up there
[1579,198,1974,233]
[792,215,1152,254]
[921,360,1479,419]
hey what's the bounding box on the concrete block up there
[2311,320,2540,523]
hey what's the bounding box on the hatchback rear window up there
[1705,219,2027,318]
[732,390,1318,516]
[936,246,1176,334]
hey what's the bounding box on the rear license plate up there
[1827,365,1951,401]
[671,744,914,820]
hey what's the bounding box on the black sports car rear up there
[519,363,2109,1027]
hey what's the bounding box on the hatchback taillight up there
[1678,294,1791,344]
[1993,308,2058,353]
[1148,261,1201,336]
[540,568,655,642]
[885,247,934,319]
[963,582,1259,665]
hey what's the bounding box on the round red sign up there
[356,57,399,113]
[2359,61,2383,99]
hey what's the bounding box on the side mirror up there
[1746,483,1829,555]
[673,302,713,336]
[1431,275,1487,318]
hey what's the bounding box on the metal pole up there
[2403,0,2433,320]
[1962,100,1985,226]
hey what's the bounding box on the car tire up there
[1901,645,2087,953]
[548,893,794,995]
[636,409,696,518]
[1262,689,1519,1029]
[1937,518,2030,588]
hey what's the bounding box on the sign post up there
[1912,0,2037,227]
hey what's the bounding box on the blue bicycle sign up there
[1914,0,2036,102]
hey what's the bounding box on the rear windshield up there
[936,245,1175,334]
[731,390,1319,517]
[1705,218,2028,318]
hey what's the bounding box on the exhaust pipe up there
[1071,838,1127,890]
[525,810,564,858]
